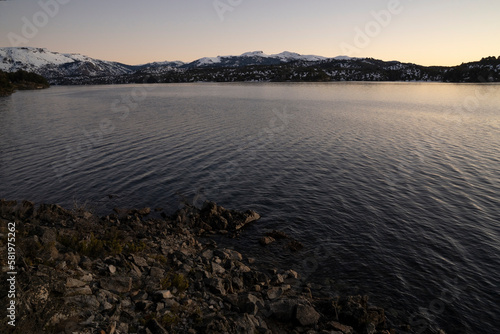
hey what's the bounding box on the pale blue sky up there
[0,0,499,66]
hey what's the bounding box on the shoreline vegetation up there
[0,199,403,334]
[0,70,50,97]
[1,47,499,86]
[1,56,499,91]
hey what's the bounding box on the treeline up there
[125,56,500,84]
[0,69,50,96]
[45,56,500,85]
[442,56,500,82]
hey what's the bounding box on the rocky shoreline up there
[1,199,395,334]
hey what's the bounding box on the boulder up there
[269,299,298,322]
[138,207,151,216]
[211,262,226,275]
[155,290,174,300]
[65,295,100,309]
[146,319,169,334]
[328,321,354,334]
[296,303,321,326]
[267,287,283,300]
[259,236,276,246]
[338,295,369,329]
[286,240,304,252]
[100,277,132,293]
[225,249,243,261]
[206,277,226,296]
[150,267,166,278]
[132,254,148,267]
[66,278,87,288]
[239,293,265,315]
[200,201,260,231]
[66,286,93,296]
[19,200,35,219]
[233,313,258,334]
[266,230,289,239]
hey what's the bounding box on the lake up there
[1,82,499,333]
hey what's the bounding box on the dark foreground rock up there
[0,199,396,334]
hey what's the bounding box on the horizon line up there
[1,45,498,68]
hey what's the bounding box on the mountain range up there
[1,47,499,84]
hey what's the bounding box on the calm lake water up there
[1,83,499,333]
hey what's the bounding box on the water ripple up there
[1,83,499,333]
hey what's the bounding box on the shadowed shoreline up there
[0,199,396,334]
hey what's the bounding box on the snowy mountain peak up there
[139,60,185,68]
[0,47,365,84]
[240,51,267,57]
[185,50,328,68]
[272,51,327,62]
[275,51,301,58]
[333,55,355,60]
[0,47,132,80]
[195,56,222,66]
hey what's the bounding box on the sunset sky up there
[1,0,499,66]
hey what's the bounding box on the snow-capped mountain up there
[0,47,133,80]
[138,60,185,68]
[1,47,497,84]
[0,47,335,82]
[184,51,329,68]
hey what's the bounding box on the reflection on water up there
[1,83,499,333]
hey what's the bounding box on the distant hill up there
[1,47,499,85]
[0,47,132,83]
[0,69,49,96]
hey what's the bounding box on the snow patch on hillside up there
[0,47,132,78]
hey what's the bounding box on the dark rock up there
[233,313,258,334]
[296,303,321,326]
[100,277,132,293]
[266,230,289,239]
[150,267,166,278]
[259,236,276,246]
[239,293,265,315]
[154,290,174,300]
[132,254,148,267]
[206,277,226,296]
[132,290,149,301]
[200,201,260,232]
[147,319,169,334]
[138,207,152,216]
[211,262,226,275]
[79,256,93,270]
[18,200,35,219]
[67,251,81,265]
[65,295,100,309]
[40,228,57,245]
[136,300,154,311]
[273,274,285,285]
[65,278,87,288]
[36,203,72,222]
[225,249,243,261]
[238,210,261,229]
[66,286,93,296]
[286,240,304,252]
[269,299,298,322]
[0,199,17,217]
[232,276,245,291]
[338,295,369,329]
[327,321,354,334]
[367,306,386,329]
[267,287,284,300]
